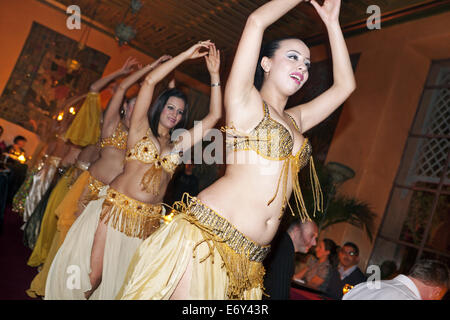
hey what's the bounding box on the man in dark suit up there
[263,220,318,300]
[326,242,367,299]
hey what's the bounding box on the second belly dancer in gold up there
[46,41,222,300]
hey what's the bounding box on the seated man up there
[325,242,367,299]
[7,135,27,160]
[263,220,318,300]
[343,259,448,300]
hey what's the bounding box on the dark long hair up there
[254,37,300,90]
[148,88,189,138]
[323,238,338,267]
[119,96,137,120]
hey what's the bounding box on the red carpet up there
[0,205,39,300]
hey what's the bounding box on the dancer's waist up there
[100,186,163,239]
[179,194,270,263]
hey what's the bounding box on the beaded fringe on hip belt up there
[173,193,271,300]
[99,188,163,240]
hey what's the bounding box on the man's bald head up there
[287,220,318,254]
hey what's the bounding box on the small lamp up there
[115,0,143,47]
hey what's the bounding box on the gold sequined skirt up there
[117,193,269,300]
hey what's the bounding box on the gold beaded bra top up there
[125,129,181,195]
[99,121,128,150]
[221,101,323,220]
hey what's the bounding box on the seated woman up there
[117,0,355,300]
[45,41,222,300]
[294,238,337,292]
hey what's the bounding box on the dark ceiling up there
[43,0,450,85]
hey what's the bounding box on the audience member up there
[380,260,399,280]
[0,126,7,154]
[7,135,27,158]
[343,259,449,300]
[263,220,318,300]
[173,163,199,201]
[293,238,337,292]
[325,242,367,299]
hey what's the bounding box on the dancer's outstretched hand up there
[309,0,341,25]
[205,43,220,76]
[149,54,172,70]
[120,56,140,75]
[183,40,212,60]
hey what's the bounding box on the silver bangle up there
[211,82,221,87]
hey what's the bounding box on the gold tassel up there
[182,214,266,300]
[99,190,162,239]
[213,237,266,300]
[177,194,267,300]
[285,155,323,222]
[267,160,289,208]
[140,164,163,195]
[287,157,310,222]
[309,155,323,215]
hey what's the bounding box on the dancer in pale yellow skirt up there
[56,169,105,241]
[28,56,149,299]
[46,44,221,300]
[118,0,356,301]
[26,164,103,298]
[117,193,269,300]
[26,164,77,268]
[45,185,163,300]
[22,156,61,225]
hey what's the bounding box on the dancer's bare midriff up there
[198,152,295,246]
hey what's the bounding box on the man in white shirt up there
[343,259,449,300]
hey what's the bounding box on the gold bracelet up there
[211,82,221,87]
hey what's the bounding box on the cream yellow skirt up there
[26,170,102,298]
[45,186,162,300]
[117,193,270,300]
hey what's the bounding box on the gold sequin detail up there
[125,129,180,173]
[125,129,181,195]
[222,101,293,160]
[221,101,323,220]
[172,193,268,300]
[79,175,105,207]
[99,121,128,150]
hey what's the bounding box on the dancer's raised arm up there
[286,0,356,133]
[225,0,305,110]
[89,57,138,93]
[175,43,222,152]
[103,55,170,130]
[130,41,210,134]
